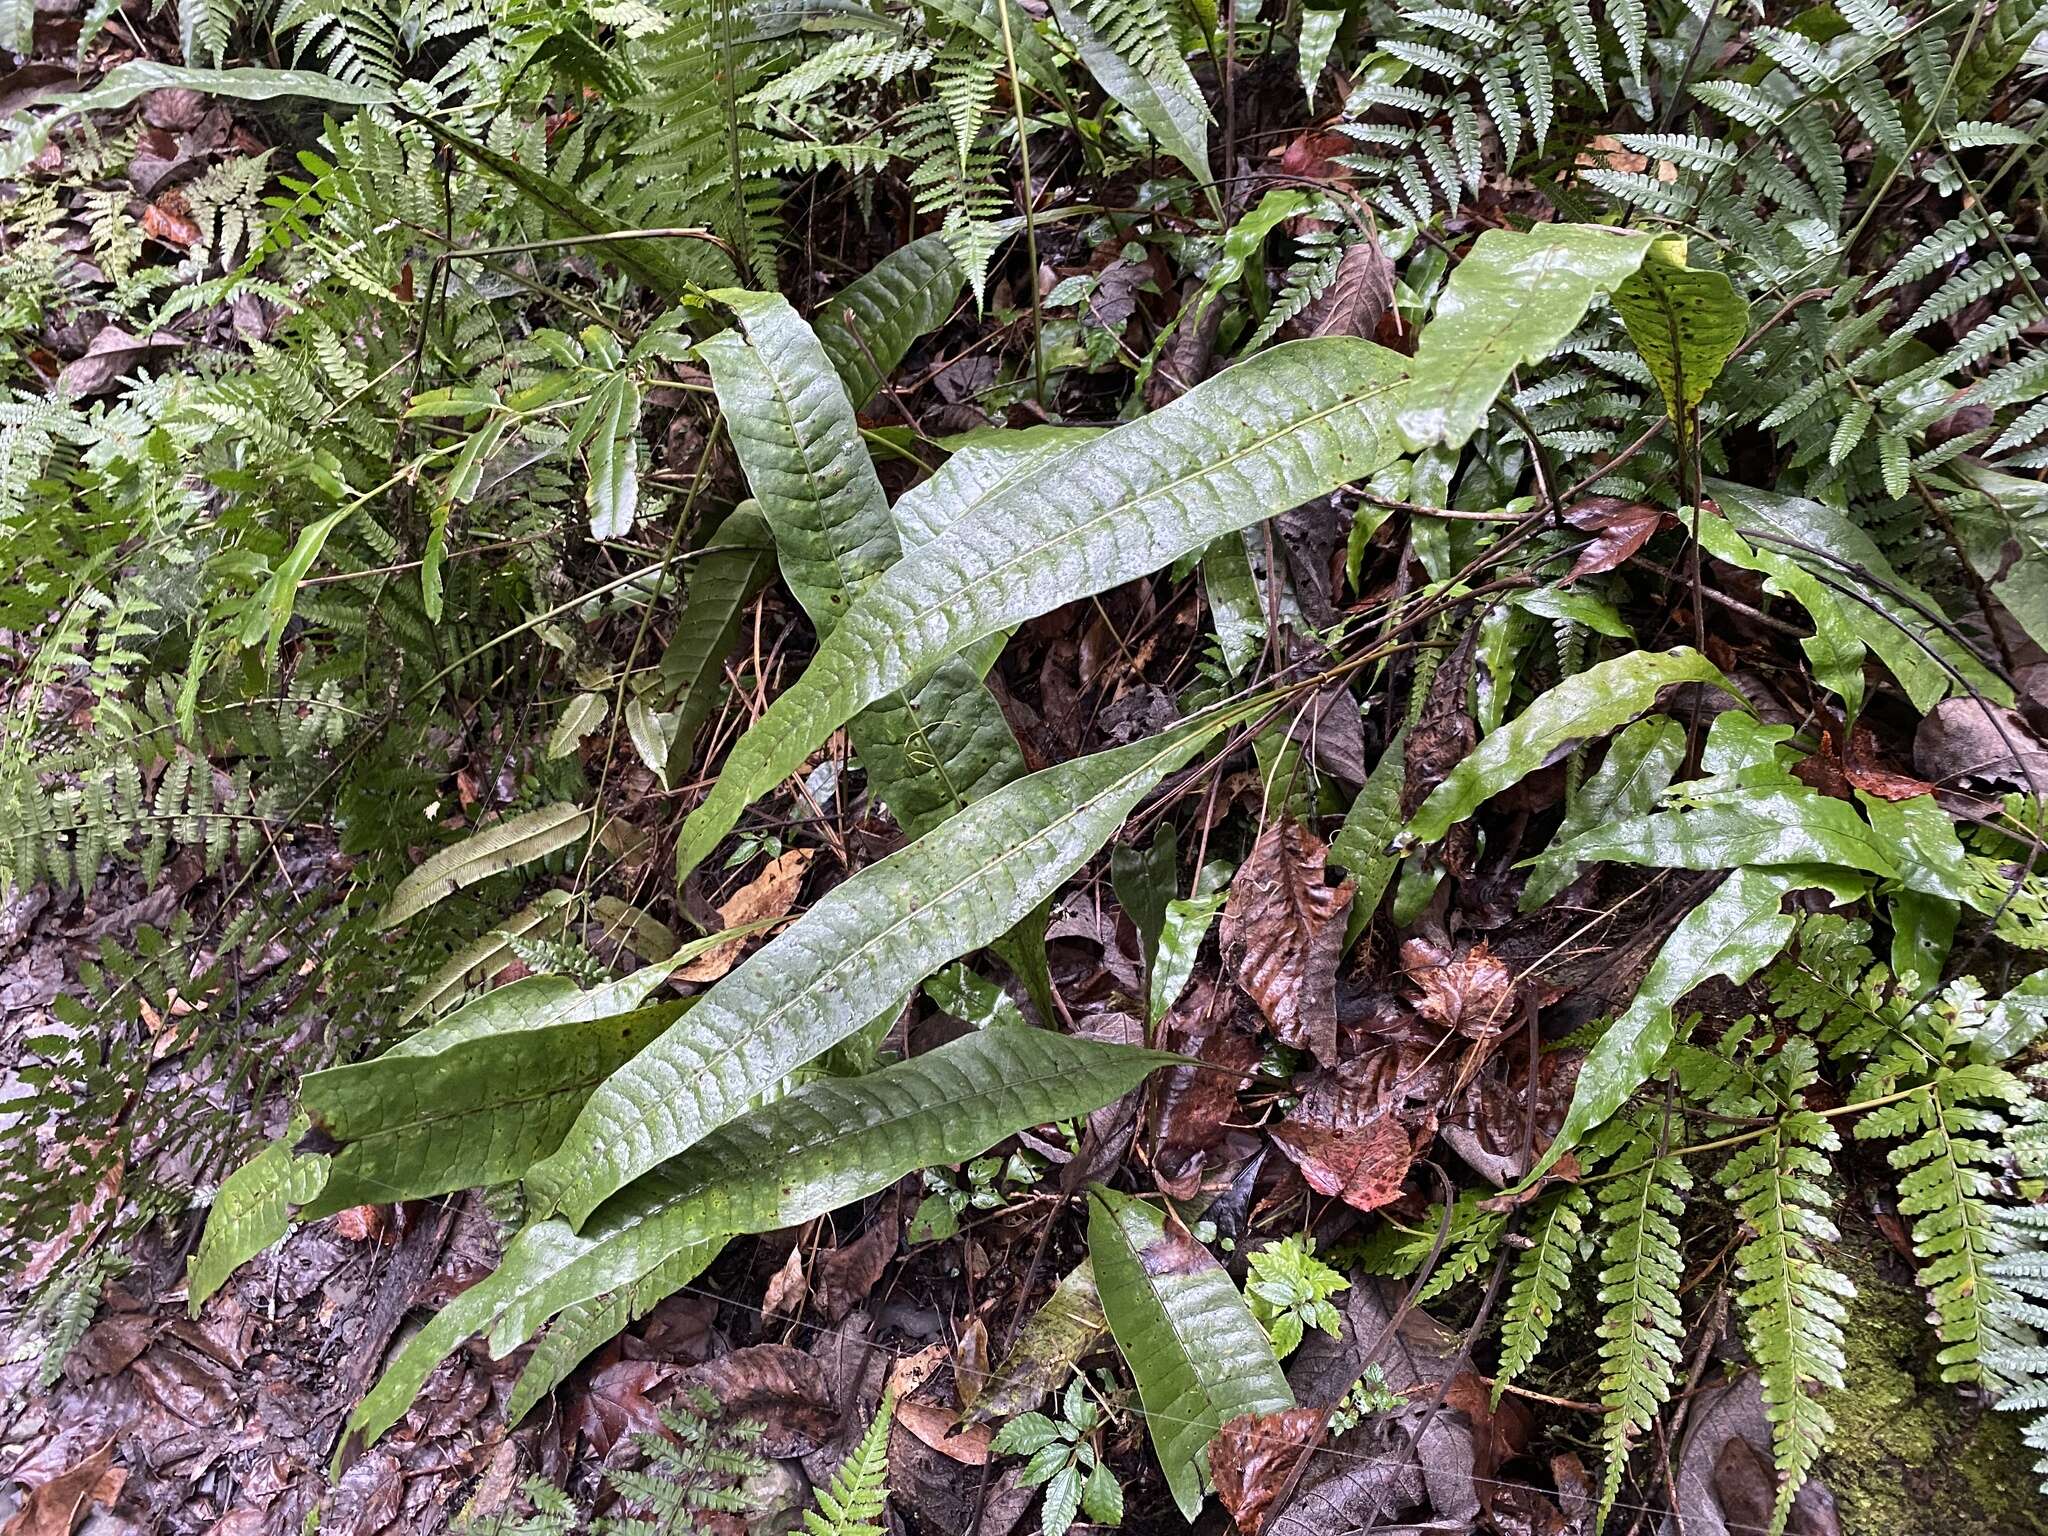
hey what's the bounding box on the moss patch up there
[1817,1225,2047,1534]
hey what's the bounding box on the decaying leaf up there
[1269,1064,1417,1212]
[1221,821,1354,1064]
[1563,497,1664,582]
[675,848,815,982]
[1400,936,1518,1038]
[1210,1406,1330,1534]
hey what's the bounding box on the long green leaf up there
[582,373,642,540]
[1547,788,1904,885]
[507,1243,725,1425]
[3,64,388,178]
[700,291,901,620]
[349,1029,1169,1450]
[699,290,1027,841]
[376,802,593,931]
[1048,0,1211,187]
[1400,225,1659,450]
[1696,514,1868,715]
[297,998,687,1219]
[658,503,777,781]
[186,1116,329,1314]
[1610,237,1749,423]
[1707,479,2009,711]
[1402,648,1736,846]
[1528,865,1864,1184]
[396,891,579,1026]
[817,235,964,408]
[1088,1188,1294,1519]
[1519,715,1685,911]
[532,720,1230,1224]
[402,112,708,298]
[674,337,1409,880]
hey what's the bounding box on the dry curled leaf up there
[1221,820,1353,1064]
[1401,937,1517,1038]
[1,1441,123,1536]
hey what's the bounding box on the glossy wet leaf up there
[816,235,964,408]
[348,1029,1171,1451]
[701,290,1026,840]
[1049,0,1210,186]
[1696,514,1868,715]
[1089,1188,1294,1519]
[1399,226,1659,450]
[580,372,641,540]
[1707,480,2008,712]
[532,721,1228,1224]
[1528,866,1862,1184]
[1548,787,1903,885]
[1403,648,1735,846]
[657,503,777,781]
[671,337,1409,881]
[186,1115,329,1313]
[1520,715,1685,911]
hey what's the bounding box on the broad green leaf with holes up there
[533,719,1231,1224]
[701,291,1027,840]
[1706,480,2007,711]
[186,1115,330,1314]
[1089,1187,1294,1518]
[1519,715,1686,911]
[376,802,593,931]
[1400,225,1659,449]
[673,337,1409,881]
[1403,648,1737,846]
[348,1030,1170,1451]
[816,235,964,408]
[1611,237,1749,423]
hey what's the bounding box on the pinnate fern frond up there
[806,1392,893,1536]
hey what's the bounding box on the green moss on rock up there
[1818,1227,2047,1534]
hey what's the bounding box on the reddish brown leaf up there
[811,1185,905,1323]
[1562,497,1664,582]
[568,1359,675,1457]
[142,197,200,247]
[1842,725,1937,801]
[1400,937,1517,1038]
[1221,820,1353,1064]
[1295,238,1394,341]
[1152,978,1259,1186]
[1210,1406,1330,1533]
[1271,1096,1415,1211]
[329,1205,385,1242]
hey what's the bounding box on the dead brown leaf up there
[675,848,814,982]
[56,325,184,399]
[142,195,201,247]
[893,1400,992,1464]
[1295,238,1394,341]
[679,1345,836,1457]
[1562,497,1664,583]
[2,1440,124,1536]
[1401,937,1517,1038]
[761,1244,806,1321]
[1221,820,1353,1064]
[1210,1407,1330,1534]
[1270,1072,1415,1212]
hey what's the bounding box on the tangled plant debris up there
[3,0,2048,1531]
